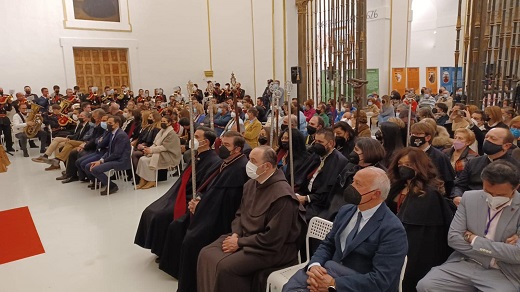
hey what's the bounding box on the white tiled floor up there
[0,148,178,291]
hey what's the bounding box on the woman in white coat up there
[136,115,182,189]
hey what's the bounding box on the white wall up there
[0,0,296,98]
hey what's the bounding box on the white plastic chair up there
[155,162,182,186]
[266,217,333,292]
[399,256,408,292]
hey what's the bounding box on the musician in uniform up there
[86,86,101,109]
[194,84,204,104]
[43,104,73,140]
[13,103,47,157]
[0,87,14,152]
[74,86,85,102]
[116,85,130,109]
[234,82,245,100]
[50,85,62,101]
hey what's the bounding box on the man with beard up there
[160,131,249,292]
[134,127,221,259]
[197,146,305,292]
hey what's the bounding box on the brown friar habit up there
[134,149,221,257]
[197,168,306,292]
[159,153,249,287]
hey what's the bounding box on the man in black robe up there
[160,131,249,292]
[297,128,349,221]
[134,127,221,258]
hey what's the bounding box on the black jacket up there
[451,153,520,198]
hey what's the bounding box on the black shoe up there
[23,150,29,157]
[80,178,89,183]
[40,148,46,154]
[62,177,79,184]
[61,171,66,176]
[154,257,161,263]
[100,185,118,196]
[56,174,69,180]
[29,141,38,148]
[6,148,15,152]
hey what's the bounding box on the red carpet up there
[0,206,45,264]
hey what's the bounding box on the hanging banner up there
[426,67,438,93]
[407,67,420,92]
[366,69,380,95]
[440,67,455,93]
[392,68,407,96]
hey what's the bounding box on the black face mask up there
[281,124,289,131]
[375,130,383,142]
[398,165,416,180]
[482,140,504,155]
[0,91,3,96]
[312,143,327,156]
[347,151,360,165]
[343,185,374,205]
[160,123,168,129]
[410,135,427,147]
[258,136,268,145]
[147,119,154,125]
[280,142,290,150]
[484,116,491,122]
[218,145,233,159]
[335,136,346,147]
[107,124,114,132]
[307,125,317,135]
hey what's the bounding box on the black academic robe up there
[134,150,221,257]
[386,184,453,292]
[298,149,349,221]
[161,154,249,292]
[159,155,249,282]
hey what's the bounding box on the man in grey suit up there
[417,160,520,292]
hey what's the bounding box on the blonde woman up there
[136,115,181,189]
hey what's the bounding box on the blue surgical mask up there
[511,128,520,139]
[100,121,108,130]
[217,108,222,114]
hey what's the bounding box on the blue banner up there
[440,67,463,93]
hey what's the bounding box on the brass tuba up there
[24,103,43,138]
[59,99,71,113]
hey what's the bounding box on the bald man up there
[198,146,305,292]
[451,127,520,206]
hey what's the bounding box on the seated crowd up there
[2,83,520,291]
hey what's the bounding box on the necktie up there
[346,212,363,243]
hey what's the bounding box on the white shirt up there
[309,203,383,270]
[12,112,28,134]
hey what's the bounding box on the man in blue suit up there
[86,115,131,196]
[283,167,408,292]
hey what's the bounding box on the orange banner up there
[425,67,438,93]
[392,68,407,96]
[407,67,420,92]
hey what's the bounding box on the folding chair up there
[155,161,182,186]
[265,217,333,292]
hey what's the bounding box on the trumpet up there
[0,95,13,104]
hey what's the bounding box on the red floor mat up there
[0,206,45,264]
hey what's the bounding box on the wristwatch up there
[328,279,336,292]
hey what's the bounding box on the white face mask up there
[340,118,348,122]
[367,102,373,106]
[246,161,265,180]
[245,113,250,120]
[346,119,353,127]
[485,193,511,210]
[424,94,430,98]
[123,112,129,118]
[72,114,78,121]
[230,111,236,118]
[395,112,400,118]
[189,139,200,151]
